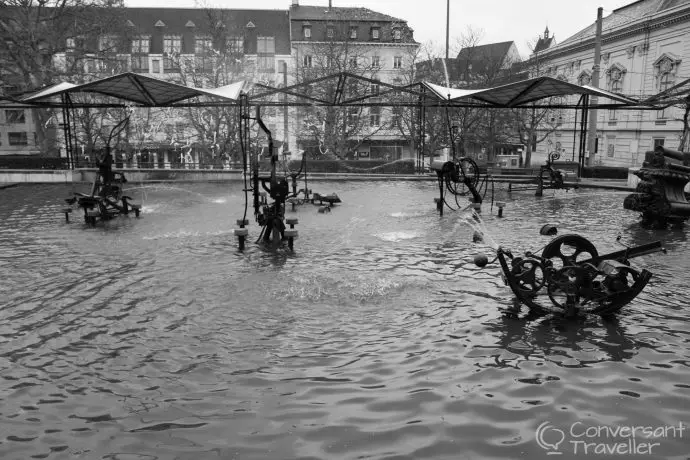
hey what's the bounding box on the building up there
[530,0,690,167]
[288,0,419,160]
[455,41,522,85]
[1,7,292,160]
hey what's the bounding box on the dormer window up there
[303,25,312,39]
[327,27,335,39]
[393,28,402,40]
[350,27,358,39]
[371,27,380,40]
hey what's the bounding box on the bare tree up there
[0,0,128,155]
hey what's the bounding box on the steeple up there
[544,26,550,39]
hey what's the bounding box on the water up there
[0,182,689,460]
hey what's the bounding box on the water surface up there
[0,181,688,460]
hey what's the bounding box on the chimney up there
[292,0,298,6]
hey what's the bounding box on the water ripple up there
[0,183,688,459]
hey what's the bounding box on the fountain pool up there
[0,181,688,460]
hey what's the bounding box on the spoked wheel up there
[541,235,599,272]
[510,259,546,295]
[458,157,480,189]
[546,265,595,312]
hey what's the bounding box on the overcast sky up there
[125,0,632,57]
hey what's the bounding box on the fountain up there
[63,115,141,226]
[623,145,690,228]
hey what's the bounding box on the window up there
[152,59,161,73]
[66,37,76,50]
[327,27,335,39]
[303,55,312,67]
[350,27,358,39]
[393,56,402,69]
[131,37,150,54]
[370,83,380,96]
[656,109,667,120]
[608,67,625,93]
[609,109,617,121]
[371,27,380,39]
[653,138,665,149]
[303,26,311,39]
[371,56,381,68]
[659,72,673,93]
[195,36,213,54]
[369,106,380,126]
[226,36,244,54]
[132,55,149,72]
[391,106,402,125]
[5,109,25,124]
[606,135,615,158]
[393,28,402,40]
[163,35,182,72]
[257,36,275,71]
[163,36,182,55]
[348,56,358,68]
[347,107,359,126]
[99,36,118,53]
[8,132,28,146]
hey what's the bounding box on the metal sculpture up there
[63,116,141,226]
[623,145,690,228]
[476,231,664,317]
[535,152,575,196]
[234,100,300,250]
[431,157,485,216]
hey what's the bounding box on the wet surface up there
[0,181,688,460]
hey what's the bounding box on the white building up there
[531,0,690,167]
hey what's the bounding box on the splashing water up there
[121,185,228,203]
[457,209,501,251]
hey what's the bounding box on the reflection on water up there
[0,182,688,460]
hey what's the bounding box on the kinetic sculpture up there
[535,152,575,197]
[475,229,664,317]
[234,101,300,250]
[431,157,484,216]
[623,145,690,228]
[63,116,141,226]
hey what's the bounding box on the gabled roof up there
[21,72,244,106]
[457,41,514,61]
[290,5,403,22]
[533,36,555,53]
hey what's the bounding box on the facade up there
[288,1,419,160]
[1,7,292,159]
[531,0,690,167]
